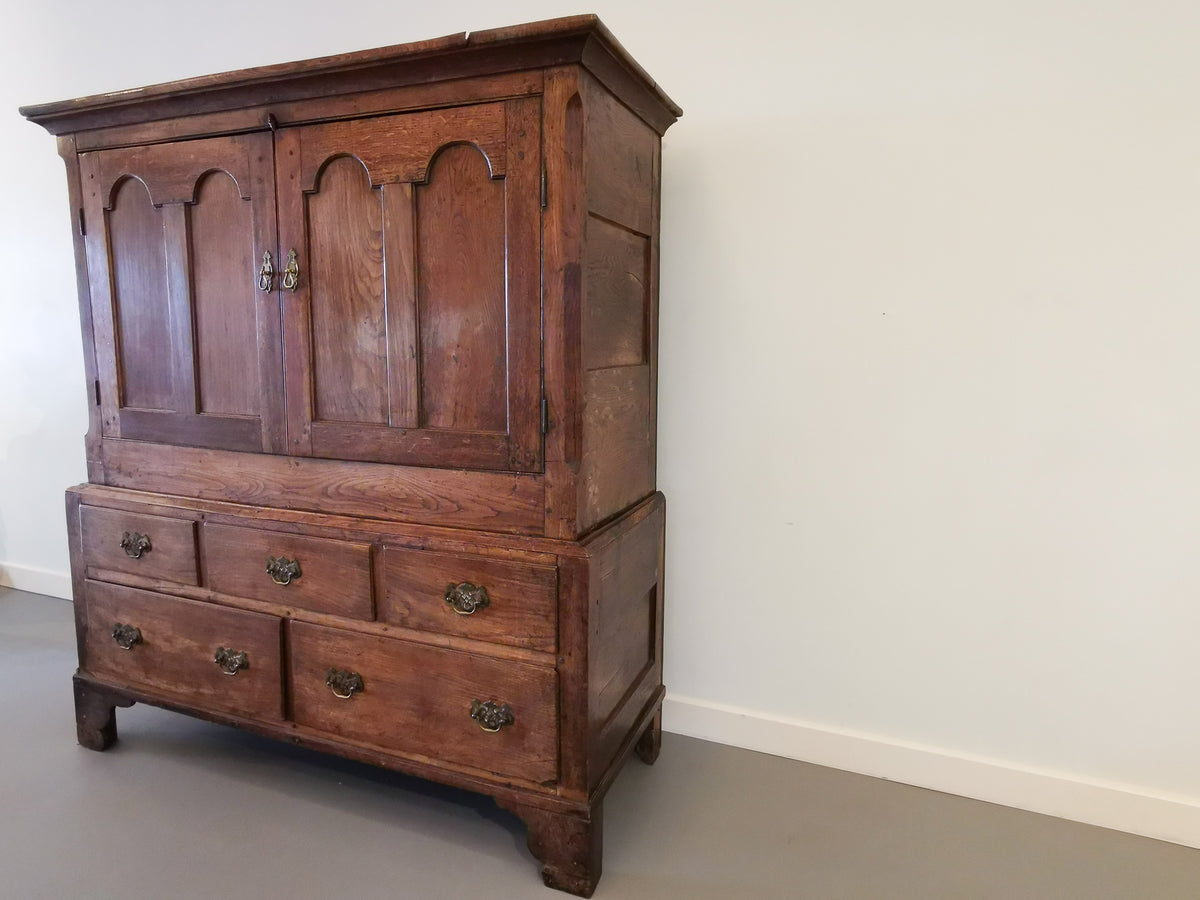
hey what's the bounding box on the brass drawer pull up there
[213,647,249,676]
[445,581,490,616]
[281,249,300,291]
[256,250,274,291]
[111,623,143,651]
[325,668,364,699]
[120,531,151,559]
[266,556,302,585]
[470,699,514,733]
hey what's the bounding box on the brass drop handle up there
[266,556,301,586]
[326,668,364,699]
[111,623,143,651]
[257,250,274,291]
[281,249,300,291]
[445,581,490,616]
[470,699,515,733]
[213,647,249,676]
[120,531,151,559]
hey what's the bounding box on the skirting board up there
[0,563,72,600]
[663,693,1200,850]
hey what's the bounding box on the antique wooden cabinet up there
[21,15,679,897]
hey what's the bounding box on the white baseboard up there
[0,562,72,600]
[663,693,1200,850]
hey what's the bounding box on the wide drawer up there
[83,581,283,720]
[202,523,372,620]
[288,621,558,784]
[80,505,198,584]
[379,547,557,652]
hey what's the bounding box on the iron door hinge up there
[540,167,547,208]
[93,379,100,406]
[541,397,549,435]
[78,208,86,236]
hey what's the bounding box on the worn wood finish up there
[84,581,283,721]
[283,99,542,472]
[583,217,650,371]
[99,440,546,534]
[288,621,558,783]
[498,798,604,897]
[21,16,680,136]
[73,674,135,751]
[69,483,574,561]
[379,546,557,652]
[585,496,665,785]
[32,20,679,896]
[417,143,507,433]
[542,68,587,540]
[79,504,198,584]
[202,523,373,620]
[579,366,653,532]
[190,171,259,417]
[308,156,390,425]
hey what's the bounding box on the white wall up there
[4,0,1200,847]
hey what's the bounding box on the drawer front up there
[80,505,198,584]
[84,581,282,720]
[202,523,372,620]
[288,621,558,784]
[380,548,557,652]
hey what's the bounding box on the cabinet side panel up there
[586,498,664,789]
[578,75,659,533]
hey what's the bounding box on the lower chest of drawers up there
[68,483,667,847]
[83,579,559,783]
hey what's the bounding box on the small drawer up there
[80,505,198,585]
[288,621,558,784]
[83,580,282,721]
[202,523,372,620]
[380,547,556,652]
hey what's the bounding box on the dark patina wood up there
[33,15,678,896]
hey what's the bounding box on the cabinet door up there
[81,134,284,453]
[276,99,542,472]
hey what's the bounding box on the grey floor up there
[3,587,1199,899]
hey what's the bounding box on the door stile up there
[79,152,125,440]
[249,132,286,453]
[275,125,314,456]
[503,96,545,471]
[381,181,419,429]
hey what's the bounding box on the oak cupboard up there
[22,14,679,897]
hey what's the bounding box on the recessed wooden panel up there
[380,547,557,651]
[202,522,373,620]
[585,77,656,236]
[288,621,558,783]
[108,177,172,411]
[308,156,388,425]
[579,365,653,531]
[583,216,649,370]
[84,580,282,721]
[417,144,507,432]
[191,170,259,416]
[80,505,198,584]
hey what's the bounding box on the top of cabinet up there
[19,14,681,139]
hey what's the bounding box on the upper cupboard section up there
[80,98,544,473]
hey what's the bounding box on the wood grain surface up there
[379,546,557,652]
[288,620,558,783]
